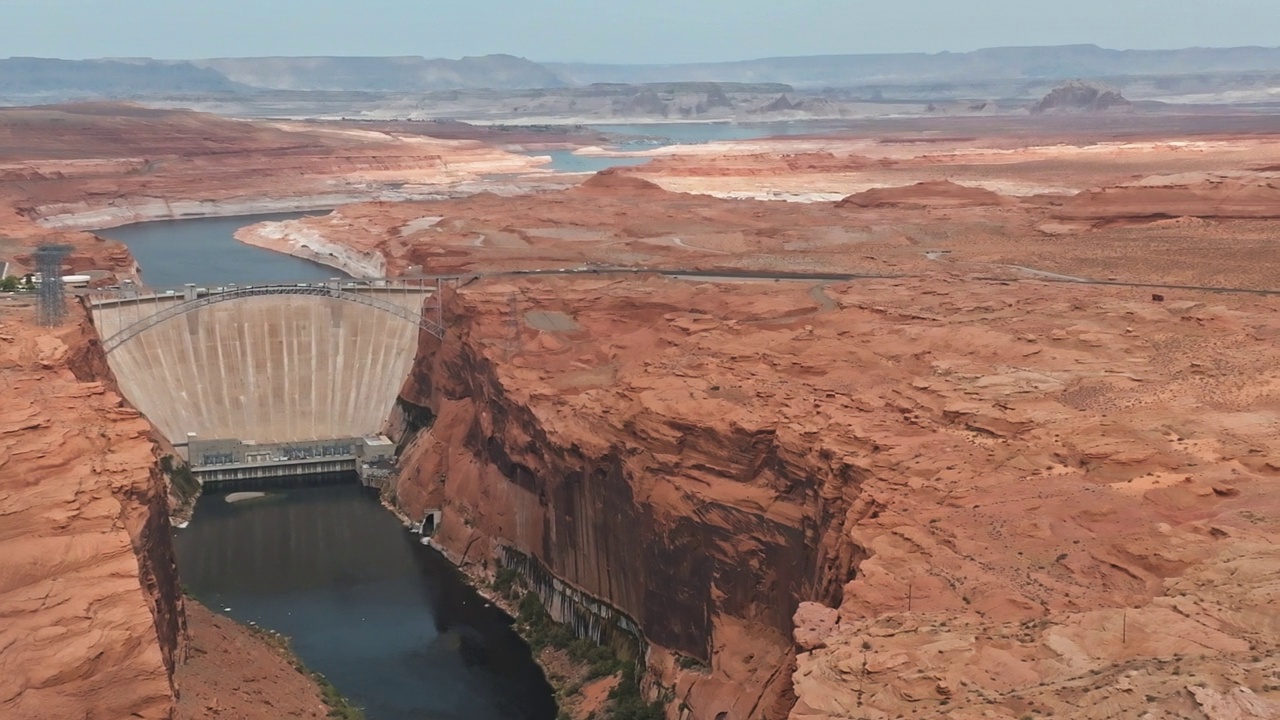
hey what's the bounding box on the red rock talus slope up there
[389,274,1280,720]
[0,305,184,720]
[173,603,329,720]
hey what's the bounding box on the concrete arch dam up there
[88,281,441,481]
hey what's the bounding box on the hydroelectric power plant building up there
[184,435,396,482]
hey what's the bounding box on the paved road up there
[79,265,1280,300]
[478,267,1280,296]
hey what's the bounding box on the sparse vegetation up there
[491,567,520,598]
[675,654,707,672]
[608,668,663,720]
[505,568,662,720]
[159,454,201,502]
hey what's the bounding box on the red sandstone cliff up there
[2,301,334,719]
[391,278,865,719]
[389,275,1280,720]
[0,305,185,719]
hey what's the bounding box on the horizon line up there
[6,41,1280,66]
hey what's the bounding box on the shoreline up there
[27,177,551,232]
[32,195,352,232]
[376,495,592,714]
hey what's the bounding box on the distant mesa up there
[194,54,563,92]
[1032,80,1132,114]
[837,180,1013,209]
[611,83,743,119]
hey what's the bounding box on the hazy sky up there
[3,0,1278,63]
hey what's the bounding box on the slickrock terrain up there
[243,127,1280,290]
[0,304,182,719]
[387,273,1279,720]
[279,119,1280,718]
[0,104,544,277]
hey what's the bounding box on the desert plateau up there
[1,20,1278,720]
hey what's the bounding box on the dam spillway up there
[88,282,437,473]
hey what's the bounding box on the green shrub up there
[159,454,201,501]
[675,654,706,672]
[492,567,520,597]
[608,667,663,720]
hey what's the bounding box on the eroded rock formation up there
[0,307,184,719]
[387,274,1280,720]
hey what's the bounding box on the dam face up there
[89,286,432,460]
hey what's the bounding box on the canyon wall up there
[389,274,1280,720]
[0,305,185,720]
[389,279,870,720]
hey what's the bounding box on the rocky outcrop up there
[1055,172,1280,222]
[391,278,872,720]
[836,180,1013,209]
[0,307,185,719]
[235,215,389,277]
[388,274,1280,720]
[31,195,362,232]
[1032,80,1132,113]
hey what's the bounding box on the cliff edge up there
[390,274,1280,720]
[0,304,185,719]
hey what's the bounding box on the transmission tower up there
[34,244,73,327]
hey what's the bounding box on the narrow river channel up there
[176,479,557,720]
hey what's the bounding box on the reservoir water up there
[592,121,836,145]
[175,480,557,720]
[95,211,346,287]
[538,120,843,173]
